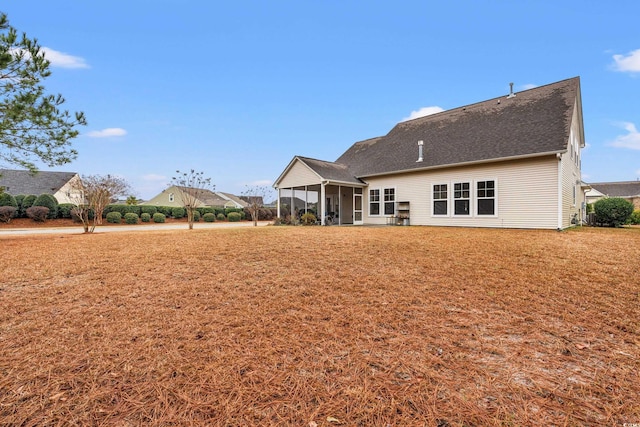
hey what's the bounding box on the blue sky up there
[2,1,639,200]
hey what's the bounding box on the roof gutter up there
[354,150,567,179]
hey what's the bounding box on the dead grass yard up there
[0,226,638,426]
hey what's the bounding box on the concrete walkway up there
[0,221,272,236]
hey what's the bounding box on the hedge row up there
[0,193,278,222]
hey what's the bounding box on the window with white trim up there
[433,184,448,215]
[476,180,495,215]
[169,193,175,202]
[453,182,470,215]
[369,189,380,215]
[383,188,395,215]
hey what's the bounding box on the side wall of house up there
[144,186,183,207]
[363,156,559,229]
[278,161,321,188]
[53,174,83,204]
[559,99,585,229]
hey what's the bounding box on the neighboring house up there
[143,186,248,209]
[0,169,83,204]
[586,181,640,209]
[274,77,588,229]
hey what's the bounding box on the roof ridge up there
[398,76,580,125]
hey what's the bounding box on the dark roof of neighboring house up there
[335,77,581,178]
[589,181,640,198]
[0,169,77,195]
[191,189,230,207]
[218,192,249,208]
[297,156,365,184]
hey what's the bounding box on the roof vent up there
[416,140,424,162]
[507,82,516,98]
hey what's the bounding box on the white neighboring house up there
[0,169,83,204]
[274,77,588,229]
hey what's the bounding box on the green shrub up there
[156,206,172,216]
[21,195,36,217]
[216,213,226,221]
[198,207,215,216]
[227,212,242,222]
[0,192,17,208]
[106,204,140,216]
[106,212,122,224]
[301,212,317,225]
[0,206,17,223]
[57,203,75,219]
[14,195,25,217]
[594,197,634,227]
[26,206,49,222]
[214,207,225,217]
[140,206,158,216]
[141,212,151,222]
[33,194,58,219]
[171,207,185,218]
[203,213,216,222]
[192,210,200,222]
[153,213,166,223]
[124,212,139,224]
[629,210,640,225]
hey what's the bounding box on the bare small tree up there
[241,185,269,227]
[171,170,213,229]
[69,174,131,233]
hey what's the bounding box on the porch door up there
[353,188,363,225]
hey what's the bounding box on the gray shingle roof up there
[336,77,580,177]
[297,156,365,184]
[589,181,640,198]
[0,169,78,196]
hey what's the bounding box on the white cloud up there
[401,106,444,122]
[85,128,128,138]
[610,122,640,150]
[521,83,538,90]
[636,169,640,177]
[612,49,640,73]
[42,47,89,69]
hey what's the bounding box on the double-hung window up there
[476,180,495,215]
[453,182,470,215]
[369,189,380,215]
[383,188,395,215]
[433,184,448,215]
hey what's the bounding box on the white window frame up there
[453,181,471,217]
[369,188,381,216]
[432,183,449,217]
[383,187,396,216]
[475,179,498,217]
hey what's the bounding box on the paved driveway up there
[0,221,272,236]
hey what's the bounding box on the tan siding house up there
[143,186,248,209]
[274,77,587,229]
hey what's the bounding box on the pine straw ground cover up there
[0,226,638,426]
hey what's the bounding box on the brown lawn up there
[0,226,638,426]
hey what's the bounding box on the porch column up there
[305,186,308,214]
[338,185,342,225]
[277,188,281,219]
[291,189,295,220]
[320,182,326,226]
